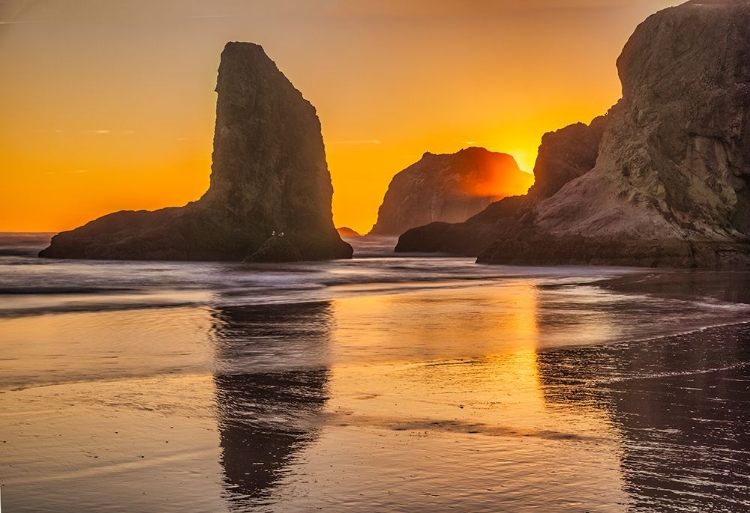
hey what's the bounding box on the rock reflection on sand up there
[232,283,630,512]
[538,323,750,512]
[210,303,332,508]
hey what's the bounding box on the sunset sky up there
[0,0,683,234]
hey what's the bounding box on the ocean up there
[1,233,749,512]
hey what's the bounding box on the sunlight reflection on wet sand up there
[264,282,628,511]
[2,276,749,511]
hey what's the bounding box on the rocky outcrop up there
[369,147,533,236]
[527,116,608,200]
[396,117,607,254]
[336,227,361,238]
[400,1,750,267]
[40,42,352,262]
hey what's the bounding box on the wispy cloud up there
[84,129,111,135]
[332,139,383,145]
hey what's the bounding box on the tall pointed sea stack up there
[40,43,352,262]
[399,1,750,267]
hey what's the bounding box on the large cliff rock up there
[400,1,750,267]
[369,147,533,236]
[40,43,352,262]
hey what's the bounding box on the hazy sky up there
[0,0,683,233]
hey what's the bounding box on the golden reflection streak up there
[275,282,631,508]
[325,282,608,431]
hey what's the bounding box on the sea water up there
[1,233,749,512]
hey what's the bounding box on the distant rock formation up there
[399,1,750,267]
[336,227,361,238]
[396,118,607,255]
[40,43,352,262]
[369,147,533,236]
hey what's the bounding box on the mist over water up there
[1,233,749,512]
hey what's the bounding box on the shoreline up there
[595,268,750,305]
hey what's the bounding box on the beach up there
[1,234,749,512]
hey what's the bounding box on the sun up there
[508,148,537,174]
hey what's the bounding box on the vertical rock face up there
[527,116,607,200]
[400,1,750,267]
[369,147,533,237]
[40,42,352,262]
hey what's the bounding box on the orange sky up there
[0,0,683,234]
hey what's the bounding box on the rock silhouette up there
[396,118,606,255]
[370,147,533,237]
[336,227,361,238]
[399,1,750,267]
[40,43,352,262]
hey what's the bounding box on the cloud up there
[84,129,111,135]
[332,139,383,145]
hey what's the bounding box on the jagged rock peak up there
[40,42,352,262]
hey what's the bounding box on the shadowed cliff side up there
[39,43,352,262]
[369,147,533,237]
[398,1,750,267]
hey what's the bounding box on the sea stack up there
[40,43,352,262]
[369,148,533,237]
[337,227,361,238]
[396,118,607,255]
[398,1,750,267]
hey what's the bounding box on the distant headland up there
[368,147,533,237]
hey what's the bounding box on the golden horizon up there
[0,0,683,234]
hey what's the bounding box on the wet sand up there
[1,265,750,511]
[597,269,750,305]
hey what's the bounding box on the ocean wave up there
[0,298,207,319]
[0,286,138,295]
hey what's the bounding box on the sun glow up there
[508,149,537,174]
[0,0,683,234]
[461,165,535,200]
